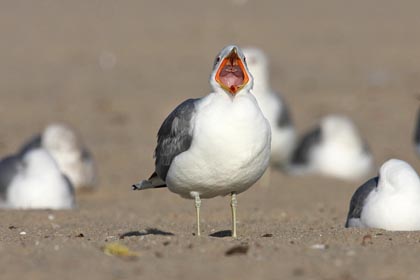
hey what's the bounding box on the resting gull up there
[290,115,373,181]
[20,123,97,191]
[0,148,75,209]
[132,45,271,237]
[345,159,420,230]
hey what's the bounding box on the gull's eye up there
[214,56,221,67]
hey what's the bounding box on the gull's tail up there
[132,172,167,190]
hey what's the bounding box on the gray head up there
[209,45,254,96]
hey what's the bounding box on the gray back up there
[291,125,322,165]
[154,98,198,180]
[345,176,379,227]
[0,155,22,199]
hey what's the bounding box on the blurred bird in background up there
[289,115,374,181]
[20,123,97,192]
[0,148,75,209]
[243,47,297,182]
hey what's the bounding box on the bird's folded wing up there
[345,176,379,227]
[154,98,199,180]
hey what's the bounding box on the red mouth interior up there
[219,65,244,89]
[215,52,249,94]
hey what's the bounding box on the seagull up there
[132,45,271,237]
[345,159,420,230]
[20,123,97,191]
[0,148,75,209]
[242,47,297,169]
[289,115,374,181]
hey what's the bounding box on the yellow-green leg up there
[192,192,201,237]
[230,192,238,238]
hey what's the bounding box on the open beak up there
[215,48,249,95]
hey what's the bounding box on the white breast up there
[166,92,271,199]
[6,149,75,209]
[311,141,373,180]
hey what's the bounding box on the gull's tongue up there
[220,73,244,88]
[219,64,245,88]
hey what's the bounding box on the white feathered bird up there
[290,115,374,181]
[133,45,271,237]
[0,148,75,209]
[346,159,420,231]
[20,123,97,191]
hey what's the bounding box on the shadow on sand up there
[209,230,232,238]
[119,228,174,239]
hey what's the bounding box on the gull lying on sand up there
[346,159,420,231]
[289,115,373,181]
[20,123,97,191]
[0,148,75,209]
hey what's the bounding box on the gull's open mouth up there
[215,48,249,95]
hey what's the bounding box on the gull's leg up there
[191,192,201,237]
[230,192,238,238]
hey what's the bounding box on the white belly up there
[166,93,271,199]
[360,191,420,230]
[311,142,373,181]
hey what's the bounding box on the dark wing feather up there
[291,126,322,165]
[345,176,379,227]
[19,134,42,156]
[0,155,22,199]
[154,98,198,180]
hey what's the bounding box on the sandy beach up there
[1,1,420,279]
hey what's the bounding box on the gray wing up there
[154,98,199,181]
[290,126,322,165]
[0,155,22,199]
[19,134,42,156]
[345,176,379,227]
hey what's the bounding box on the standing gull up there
[20,123,97,191]
[345,159,420,230]
[133,45,271,237]
[289,115,373,181]
[0,148,75,209]
[243,47,297,169]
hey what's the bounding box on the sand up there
[1,0,420,279]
